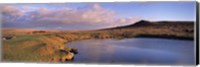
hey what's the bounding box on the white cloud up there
[1,4,140,30]
[1,5,24,17]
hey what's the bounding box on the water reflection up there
[66,38,194,65]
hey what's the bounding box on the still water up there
[66,38,195,65]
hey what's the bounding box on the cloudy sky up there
[0,2,196,30]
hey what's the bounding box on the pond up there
[66,38,195,65]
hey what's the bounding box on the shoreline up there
[2,31,194,62]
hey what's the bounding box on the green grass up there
[2,34,69,62]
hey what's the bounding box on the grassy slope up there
[99,20,194,40]
[2,34,68,62]
[2,20,194,62]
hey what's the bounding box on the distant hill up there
[95,20,194,40]
[102,20,194,30]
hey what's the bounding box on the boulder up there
[2,38,6,40]
[70,48,78,54]
[59,49,75,62]
[2,36,13,40]
[61,52,74,62]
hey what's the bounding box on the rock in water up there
[70,48,78,54]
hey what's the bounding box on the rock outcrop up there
[70,48,78,54]
[60,52,74,62]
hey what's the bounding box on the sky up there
[0,2,196,30]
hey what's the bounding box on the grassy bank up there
[2,34,69,62]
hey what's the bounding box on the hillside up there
[97,20,194,40]
[103,20,194,30]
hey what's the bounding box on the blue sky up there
[1,2,196,30]
[14,2,196,21]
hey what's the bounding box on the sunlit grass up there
[2,34,69,62]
